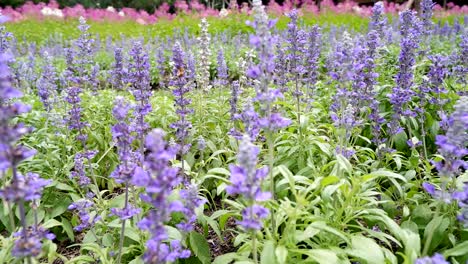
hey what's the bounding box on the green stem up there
[422,205,440,256]
[116,184,129,264]
[266,129,276,234]
[251,230,258,264]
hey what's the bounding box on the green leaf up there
[423,216,449,253]
[303,249,339,264]
[261,240,277,264]
[61,217,75,241]
[42,219,62,229]
[189,231,212,264]
[275,245,288,264]
[346,235,384,264]
[444,240,468,257]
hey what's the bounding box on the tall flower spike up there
[216,48,228,87]
[170,42,193,159]
[304,26,321,105]
[133,129,191,264]
[369,2,386,39]
[227,135,270,231]
[387,10,421,137]
[420,0,435,35]
[197,18,211,90]
[36,51,58,112]
[128,40,152,161]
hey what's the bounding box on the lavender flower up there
[226,136,270,231]
[304,26,321,104]
[369,2,386,39]
[110,97,139,183]
[169,42,193,157]
[12,226,55,258]
[0,172,51,202]
[177,184,206,232]
[387,10,421,137]
[273,42,288,93]
[433,96,468,178]
[0,18,12,53]
[156,47,167,88]
[452,32,468,87]
[216,48,228,87]
[133,129,190,263]
[36,51,58,111]
[286,9,307,100]
[415,253,449,264]
[74,16,95,84]
[68,199,101,231]
[70,151,97,187]
[420,0,435,34]
[128,41,152,154]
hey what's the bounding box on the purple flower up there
[12,226,55,258]
[216,48,228,87]
[135,129,191,263]
[420,0,435,34]
[387,10,421,136]
[110,96,139,183]
[304,26,322,103]
[230,81,240,120]
[70,151,97,187]
[415,253,449,264]
[0,172,51,202]
[127,40,152,155]
[36,52,58,111]
[176,184,206,232]
[109,47,126,90]
[369,2,387,39]
[110,206,141,220]
[169,42,193,156]
[68,199,101,232]
[433,96,468,177]
[227,136,270,231]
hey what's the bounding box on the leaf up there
[275,245,288,264]
[336,154,352,175]
[261,240,277,264]
[423,216,449,253]
[213,253,241,264]
[42,219,62,229]
[303,249,339,264]
[124,227,140,242]
[346,235,384,264]
[189,231,212,264]
[61,217,75,241]
[444,240,468,257]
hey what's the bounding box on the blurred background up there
[1,0,465,13]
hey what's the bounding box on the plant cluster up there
[0,0,467,263]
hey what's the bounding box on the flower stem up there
[116,183,129,264]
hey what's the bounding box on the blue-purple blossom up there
[169,42,193,156]
[227,135,270,231]
[68,199,101,231]
[128,40,152,155]
[286,9,307,99]
[176,184,206,232]
[369,2,386,39]
[12,226,55,258]
[110,96,139,183]
[110,47,126,90]
[414,253,449,264]
[420,0,435,34]
[304,26,321,104]
[216,48,228,87]
[133,129,191,263]
[230,80,240,120]
[0,172,51,202]
[36,52,58,111]
[70,151,97,187]
[433,96,468,177]
[387,10,421,136]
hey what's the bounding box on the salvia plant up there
[0,2,467,264]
